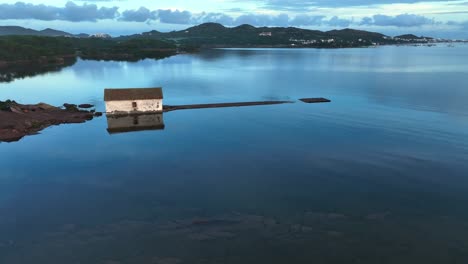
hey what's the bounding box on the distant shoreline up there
[0,41,465,82]
[3,22,465,69]
[2,41,463,68]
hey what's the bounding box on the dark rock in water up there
[94,112,103,117]
[63,103,79,112]
[84,113,94,120]
[63,103,76,108]
[78,104,94,109]
[299,98,331,103]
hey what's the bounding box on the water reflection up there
[2,46,468,263]
[106,113,165,134]
[0,58,77,83]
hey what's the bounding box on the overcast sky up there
[0,0,467,38]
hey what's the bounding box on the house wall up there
[105,99,163,113]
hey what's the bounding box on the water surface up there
[1,45,468,264]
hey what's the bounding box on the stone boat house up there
[104,88,163,114]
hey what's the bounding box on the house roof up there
[104,88,163,101]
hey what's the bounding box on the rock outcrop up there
[0,100,99,142]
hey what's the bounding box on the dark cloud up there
[447,20,468,29]
[361,14,435,27]
[0,1,118,21]
[156,9,192,24]
[326,16,352,27]
[289,14,325,26]
[0,2,58,21]
[120,7,156,22]
[61,1,118,21]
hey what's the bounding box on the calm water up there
[1,45,468,264]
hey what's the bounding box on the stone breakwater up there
[162,98,331,112]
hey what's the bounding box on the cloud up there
[0,1,118,22]
[262,0,317,11]
[289,15,325,26]
[194,12,235,25]
[326,16,352,27]
[447,20,468,29]
[262,0,459,8]
[120,7,156,22]
[61,2,118,22]
[361,14,435,27]
[234,13,290,26]
[0,1,451,32]
[0,2,58,21]
[156,9,192,24]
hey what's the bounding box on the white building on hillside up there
[104,88,163,114]
[91,33,112,38]
[259,32,272,37]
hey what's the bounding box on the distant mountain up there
[119,23,435,48]
[327,28,386,41]
[1,23,440,48]
[0,26,78,37]
[39,28,73,37]
[395,34,433,40]
[0,26,39,36]
[76,33,90,38]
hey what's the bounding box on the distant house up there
[104,88,163,114]
[259,32,272,37]
[90,33,112,39]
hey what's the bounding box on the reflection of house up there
[106,113,165,134]
[104,87,163,114]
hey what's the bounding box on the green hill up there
[0,36,177,63]
[0,26,74,37]
[118,23,430,48]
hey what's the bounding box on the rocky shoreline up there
[0,100,101,142]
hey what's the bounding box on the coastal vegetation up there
[121,23,440,48]
[0,22,444,65]
[0,35,177,63]
[0,22,452,82]
[0,57,77,83]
